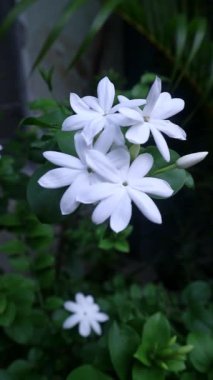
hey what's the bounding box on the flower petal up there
[79,320,91,337]
[85,150,120,183]
[82,117,105,145]
[151,92,185,119]
[95,312,109,322]
[76,293,86,305]
[94,127,114,153]
[82,96,103,113]
[132,178,173,197]
[92,189,123,225]
[38,168,79,188]
[143,76,161,116]
[107,148,130,173]
[90,320,102,335]
[64,301,81,313]
[70,93,89,113]
[150,127,170,162]
[125,123,150,144]
[127,153,153,182]
[116,97,146,109]
[74,132,88,163]
[60,173,89,215]
[128,188,162,224]
[152,120,186,140]
[77,182,119,204]
[62,113,94,131]
[97,76,115,113]
[110,191,132,233]
[119,107,143,123]
[43,151,84,170]
[63,314,81,329]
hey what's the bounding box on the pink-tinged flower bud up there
[176,152,208,169]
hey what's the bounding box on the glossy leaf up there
[66,365,113,380]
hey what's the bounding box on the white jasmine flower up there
[63,293,109,337]
[0,144,2,157]
[38,133,93,215]
[62,76,145,145]
[119,77,186,162]
[77,149,173,233]
[176,152,208,169]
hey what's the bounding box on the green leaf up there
[0,302,16,327]
[10,257,30,272]
[182,281,211,306]
[5,317,33,344]
[0,0,38,39]
[66,365,113,380]
[32,0,87,71]
[132,364,165,380]
[135,313,171,365]
[154,168,187,194]
[108,322,140,380]
[45,296,63,311]
[0,295,7,314]
[56,130,76,155]
[67,0,123,69]
[34,252,54,271]
[0,370,13,380]
[188,332,213,373]
[180,373,197,380]
[0,239,26,255]
[39,66,54,91]
[27,164,66,223]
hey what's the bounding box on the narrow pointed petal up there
[143,76,161,116]
[82,96,103,113]
[70,93,89,113]
[92,190,123,225]
[128,188,162,224]
[79,320,91,337]
[128,153,153,182]
[77,182,118,204]
[113,98,146,112]
[90,320,102,335]
[107,148,130,173]
[151,92,185,119]
[85,150,120,183]
[38,168,79,189]
[64,301,81,313]
[150,127,170,162]
[95,312,109,322]
[94,127,114,153]
[106,113,133,126]
[74,132,88,163]
[75,293,86,305]
[125,123,150,144]
[119,107,143,123]
[97,76,115,113]
[110,192,132,233]
[133,178,173,197]
[63,314,81,329]
[43,151,84,170]
[153,120,186,140]
[60,173,89,215]
[62,114,93,131]
[82,117,105,145]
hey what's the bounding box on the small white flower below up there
[63,293,109,337]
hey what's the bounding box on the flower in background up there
[78,149,173,233]
[119,77,186,162]
[176,152,208,169]
[0,144,2,157]
[63,293,109,337]
[62,76,145,145]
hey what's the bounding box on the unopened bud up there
[176,152,208,169]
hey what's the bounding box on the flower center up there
[144,116,150,122]
[122,181,128,187]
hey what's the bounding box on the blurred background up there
[0,0,212,287]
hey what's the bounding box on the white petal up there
[153,120,186,140]
[79,320,91,337]
[90,320,102,335]
[143,76,161,116]
[70,93,89,113]
[43,151,84,170]
[97,76,115,113]
[75,293,86,305]
[132,178,173,197]
[128,188,162,224]
[85,150,120,183]
[62,114,93,131]
[38,168,79,188]
[95,312,109,322]
[63,314,81,329]
[150,127,170,162]
[107,148,130,173]
[125,123,150,144]
[151,92,185,119]
[119,107,143,123]
[128,153,153,183]
[94,127,114,153]
[64,301,80,313]
[60,173,89,215]
[74,132,88,163]
[110,191,132,233]
[176,152,208,169]
[118,95,128,102]
[82,117,105,145]
[82,96,103,113]
[106,113,133,127]
[77,182,119,204]
[85,295,94,304]
[92,189,123,225]
[115,98,146,109]
[112,124,125,146]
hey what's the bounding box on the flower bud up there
[176,152,208,169]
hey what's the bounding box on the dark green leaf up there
[132,364,165,380]
[0,239,26,255]
[6,317,33,344]
[32,0,87,70]
[66,365,113,380]
[0,302,16,327]
[109,322,140,380]
[56,130,76,155]
[188,332,213,373]
[67,0,122,69]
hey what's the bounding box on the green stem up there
[153,163,176,174]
